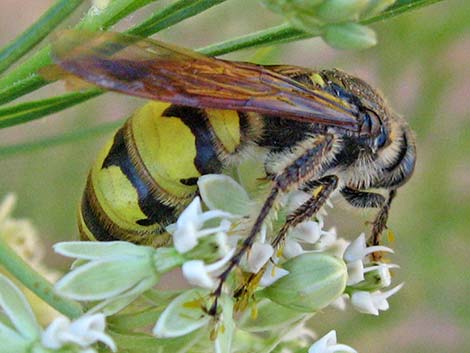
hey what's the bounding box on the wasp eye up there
[375,126,388,148]
[361,108,382,137]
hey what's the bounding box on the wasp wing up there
[51,30,359,131]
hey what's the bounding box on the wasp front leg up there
[339,187,397,260]
[209,134,339,315]
[367,189,397,261]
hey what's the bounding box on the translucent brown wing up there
[51,30,359,130]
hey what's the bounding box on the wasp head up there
[319,69,416,190]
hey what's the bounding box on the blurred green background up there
[0,1,468,352]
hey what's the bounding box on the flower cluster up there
[1,159,404,353]
[343,233,403,315]
[262,0,397,49]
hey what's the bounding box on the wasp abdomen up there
[78,102,243,245]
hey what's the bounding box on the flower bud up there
[259,253,347,312]
[322,23,377,49]
[317,0,369,23]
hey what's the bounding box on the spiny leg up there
[340,187,386,209]
[272,175,338,249]
[234,175,338,305]
[367,189,397,261]
[209,134,337,315]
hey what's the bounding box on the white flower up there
[308,330,357,353]
[350,283,404,315]
[343,233,394,285]
[169,197,235,253]
[244,242,274,273]
[42,314,116,352]
[182,249,235,289]
[330,294,348,311]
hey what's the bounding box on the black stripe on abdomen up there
[80,176,120,241]
[162,105,223,175]
[102,127,178,227]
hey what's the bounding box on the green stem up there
[362,0,444,24]
[0,0,84,75]
[0,119,122,158]
[0,89,102,128]
[128,0,228,37]
[199,23,307,56]
[76,0,155,31]
[0,237,83,319]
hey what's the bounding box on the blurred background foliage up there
[0,0,468,352]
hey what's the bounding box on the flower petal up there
[153,289,210,338]
[54,241,151,260]
[55,257,157,300]
[198,174,251,216]
[0,275,40,340]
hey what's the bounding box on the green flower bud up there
[259,253,347,312]
[239,298,306,332]
[317,0,369,23]
[322,23,377,49]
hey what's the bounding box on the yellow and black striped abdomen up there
[78,101,243,245]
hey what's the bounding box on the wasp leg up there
[233,175,338,306]
[367,189,397,261]
[340,187,386,209]
[272,175,338,249]
[209,135,337,315]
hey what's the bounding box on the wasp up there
[50,31,416,311]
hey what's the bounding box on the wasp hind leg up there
[209,134,339,315]
[233,175,339,307]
